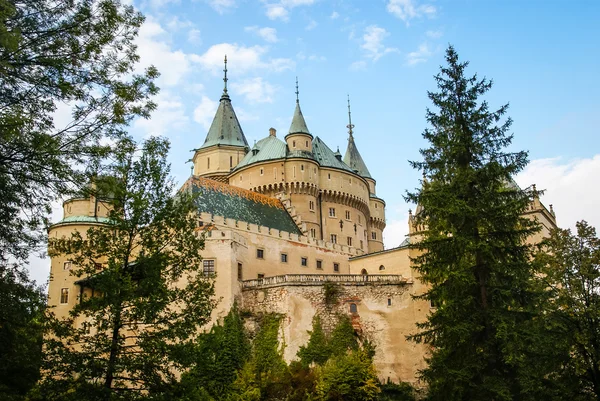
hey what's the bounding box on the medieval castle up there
[46,59,558,385]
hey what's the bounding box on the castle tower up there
[343,96,385,252]
[192,56,249,182]
[284,78,313,153]
[47,182,112,320]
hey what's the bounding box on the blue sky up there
[30,0,600,284]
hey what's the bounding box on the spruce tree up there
[406,46,540,400]
[37,137,214,401]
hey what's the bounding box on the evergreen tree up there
[406,46,541,400]
[0,0,157,263]
[535,221,600,400]
[0,267,45,400]
[37,137,214,401]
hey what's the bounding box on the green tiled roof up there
[287,102,311,136]
[198,96,249,150]
[183,177,302,235]
[343,134,372,179]
[312,137,354,173]
[50,215,111,227]
[235,136,287,170]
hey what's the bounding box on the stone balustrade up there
[242,274,412,289]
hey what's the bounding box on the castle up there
[46,59,558,385]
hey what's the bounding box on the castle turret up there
[284,78,313,153]
[343,96,385,252]
[192,56,249,182]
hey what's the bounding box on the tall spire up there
[198,55,249,150]
[221,55,229,100]
[347,94,354,138]
[343,96,372,179]
[288,77,311,136]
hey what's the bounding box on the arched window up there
[361,269,368,275]
[350,303,358,314]
[379,265,385,271]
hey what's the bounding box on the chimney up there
[269,127,276,137]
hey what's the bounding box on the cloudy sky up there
[28,0,600,285]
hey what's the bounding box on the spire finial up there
[346,94,355,138]
[222,55,229,99]
[295,77,299,103]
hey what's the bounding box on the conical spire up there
[198,55,249,150]
[343,95,372,179]
[288,77,311,135]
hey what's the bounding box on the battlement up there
[198,212,366,256]
[241,274,411,289]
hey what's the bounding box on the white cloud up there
[426,29,443,39]
[166,16,194,31]
[266,4,289,20]
[135,17,192,87]
[231,77,276,104]
[349,60,367,71]
[515,155,600,231]
[406,43,432,65]
[308,54,326,62]
[245,26,278,43]
[361,25,399,61]
[387,0,436,25]
[264,0,315,21]
[206,0,237,13]
[383,213,411,249]
[193,96,219,130]
[330,11,339,19]
[191,43,294,74]
[134,92,189,137]
[148,0,180,9]
[188,29,201,44]
[236,107,260,122]
[306,19,318,30]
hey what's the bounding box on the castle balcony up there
[241,274,412,289]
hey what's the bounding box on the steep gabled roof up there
[312,137,354,173]
[343,134,372,179]
[198,96,249,150]
[287,102,311,136]
[182,177,302,235]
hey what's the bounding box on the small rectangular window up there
[388,298,392,306]
[301,257,308,267]
[237,263,243,280]
[63,261,72,270]
[358,215,361,224]
[316,260,322,269]
[310,228,316,237]
[329,208,335,217]
[345,210,351,220]
[257,249,264,259]
[301,164,304,171]
[207,158,210,169]
[328,173,331,180]
[60,288,69,304]
[371,232,377,240]
[333,263,340,272]
[347,237,352,246]
[330,234,337,244]
[360,240,364,249]
[309,200,315,211]
[260,168,264,176]
[203,259,215,277]
[281,253,288,263]
[230,156,233,168]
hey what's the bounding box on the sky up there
[28,0,600,285]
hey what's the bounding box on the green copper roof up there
[233,135,356,174]
[312,137,354,173]
[287,102,311,137]
[198,96,249,150]
[343,134,372,179]
[183,177,302,235]
[50,215,112,227]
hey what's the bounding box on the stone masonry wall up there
[240,281,427,385]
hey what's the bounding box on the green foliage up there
[297,316,331,368]
[0,0,158,263]
[313,349,381,401]
[184,306,251,399]
[377,380,416,401]
[37,137,215,401]
[298,315,359,369]
[405,46,543,400]
[0,267,45,401]
[323,282,341,306]
[534,221,600,400]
